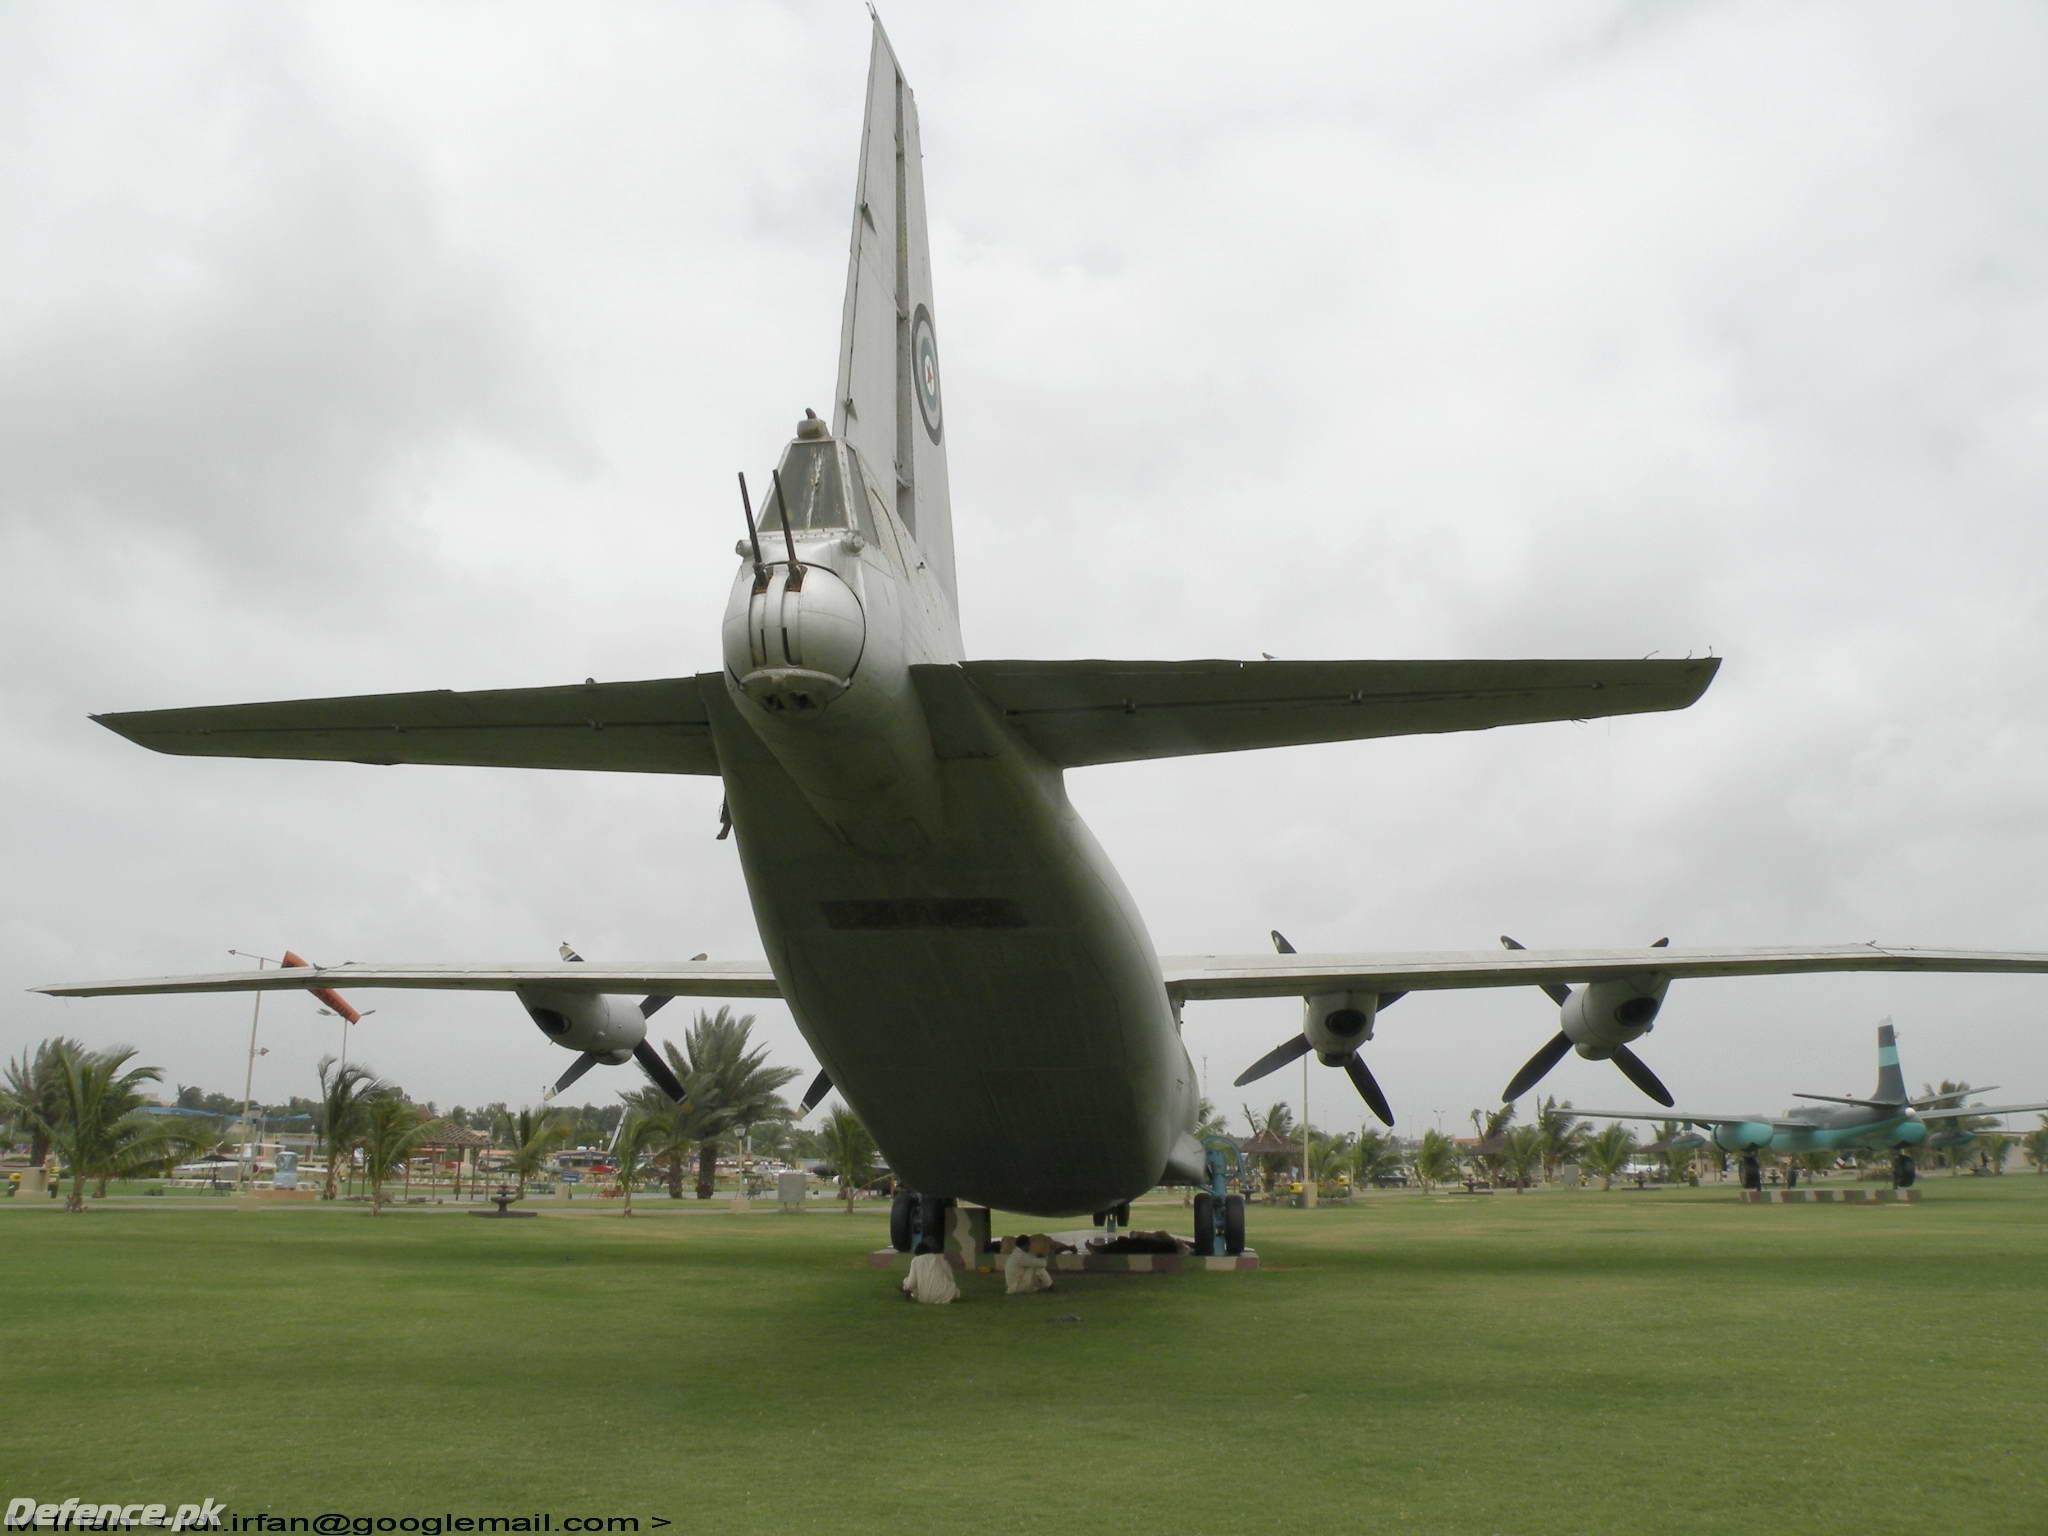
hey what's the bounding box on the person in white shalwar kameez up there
[900,1243,959,1304]
[1004,1234,1055,1294]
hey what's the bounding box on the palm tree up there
[1468,1103,1517,1186]
[316,1057,381,1199]
[1501,1124,1547,1190]
[505,1106,571,1197]
[360,1095,436,1214]
[1649,1120,1695,1184]
[1583,1124,1638,1190]
[1920,1080,1993,1169]
[23,1043,182,1212]
[620,1075,726,1199]
[1412,1128,1461,1192]
[675,1008,800,1199]
[1350,1129,1403,1188]
[2,1036,87,1170]
[1243,1100,1299,1191]
[1534,1096,1590,1182]
[1306,1128,1354,1192]
[1974,1133,2011,1174]
[2023,1123,2048,1174]
[610,1110,669,1217]
[817,1103,876,1213]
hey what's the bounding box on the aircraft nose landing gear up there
[1192,1137,1248,1256]
[1090,1201,1132,1238]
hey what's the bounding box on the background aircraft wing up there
[1160,943,2048,1002]
[1573,1106,1798,1129]
[37,959,782,1001]
[944,657,1718,768]
[1917,1101,2048,1121]
[92,674,723,774]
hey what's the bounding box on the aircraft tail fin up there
[1870,1019,1908,1106]
[833,16,956,612]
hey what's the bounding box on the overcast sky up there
[6,1,2048,1142]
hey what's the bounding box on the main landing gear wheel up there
[1740,1154,1763,1191]
[918,1194,954,1247]
[1786,1165,1800,1189]
[889,1190,916,1252]
[1892,1152,1917,1189]
[1193,1192,1216,1254]
[1222,1193,1246,1256]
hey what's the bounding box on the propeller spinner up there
[1497,934,1675,1106]
[1233,930,1403,1127]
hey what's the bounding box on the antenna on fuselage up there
[737,472,768,594]
[770,465,805,591]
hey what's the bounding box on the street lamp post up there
[1301,1050,1315,1209]
[226,948,280,1191]
[318,1005,378,1070]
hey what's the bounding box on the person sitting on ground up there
[900,1240,959,1305]
[1005,1233,1054,1295]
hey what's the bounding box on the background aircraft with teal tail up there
[36,19,2048,1255]
[1574,1022,2048,1191]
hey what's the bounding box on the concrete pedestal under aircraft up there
[39,20,2048,1248]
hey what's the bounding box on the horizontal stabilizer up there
[1162,943,2048,1003]
[93,675,723,775]
[1917,1100,2048,1122]
[1907,1087,1998,1108]
[946,657,1718,769]
[38,959,781,1002]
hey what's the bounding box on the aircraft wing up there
[90,675,723,775]
[1573,1107,1804,1130]
[1160,943,2048,1002]
[36,959,782,1002]
[945,657,1718,769]
[1917,1101,2048,1122]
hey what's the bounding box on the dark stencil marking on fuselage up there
[819,897,1027,930]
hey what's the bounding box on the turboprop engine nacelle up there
[1711,1120,1777,1153]
[515,988,645,1065]
[1305,992,1378,1065]
[1561,974,1670,1060]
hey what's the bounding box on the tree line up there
[12,1030,2047,1211]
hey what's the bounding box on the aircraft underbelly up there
[790,923,1172,1214]
[708,689,1189,1217]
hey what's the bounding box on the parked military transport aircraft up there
[1574,1022,2048,1190]
[39,20,2048,1245]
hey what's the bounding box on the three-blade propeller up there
[1233,930,1400,1127]
[1497,934,1675,1106]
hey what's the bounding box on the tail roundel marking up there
[912,304,941,443]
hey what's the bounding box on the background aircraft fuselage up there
[1708,1105,1929,1156]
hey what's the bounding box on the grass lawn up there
[4,1177,2046,1534]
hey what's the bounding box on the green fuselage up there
[1708,1106,1930,1156]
